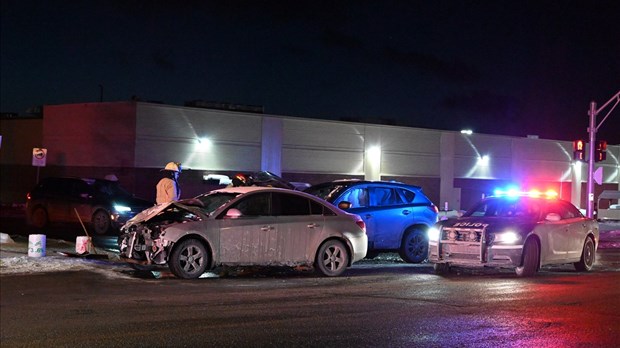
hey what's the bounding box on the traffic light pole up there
[585,90,620,218]
[586,102,597,218]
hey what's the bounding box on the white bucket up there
[75,236,93,254]
[28,234,46,257]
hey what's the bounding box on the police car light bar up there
[493,188,558,199]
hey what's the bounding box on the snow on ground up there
[0,233,135,279]
[0,254,135,279]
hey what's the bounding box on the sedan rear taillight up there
[356,220,366,233]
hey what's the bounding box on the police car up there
[428,189,599,276]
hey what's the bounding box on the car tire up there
[399,228,428,263]
[92,210,112,235]
[30,207,48,228]
[168,239,209,279]
[434,263,450,275]
[515,238,539,277]
[574,237,595,272]
[315,239,349,277]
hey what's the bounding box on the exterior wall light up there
[367,146,381,163]
[477,155,489,165]
[196,137,212,151]
[461,129,473,135]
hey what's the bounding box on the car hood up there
[438,216,537,235]
[111,195,152,208]
[122,199,206,227]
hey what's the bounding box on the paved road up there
[2,209,620,347]
[2,250,619,347]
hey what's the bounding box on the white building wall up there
[378,126,441,177]
[510,138,574,182]
[261,117,282,175]
[281,119,365,174]
[131,102,619,205]
[453,133,513,180]
[135,103,262,171]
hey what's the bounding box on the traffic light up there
[595,140,607,162]
[573,140,585,161]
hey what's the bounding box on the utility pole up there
[586,90,620,218]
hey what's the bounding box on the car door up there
[560,201,589,260]
[45,178,73,223]
[270,192,324,264]
[70,180,96,223]
[334,186,375,245]
[219,192,275,264]
[540,202,570,262]
[366,186,411,249]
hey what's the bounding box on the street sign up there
[32,148,47,167]
[593,167,603,185]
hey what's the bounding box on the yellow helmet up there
[163,162,182,172]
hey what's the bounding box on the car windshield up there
[251,171,295,189]
[94,181,132,197]
[304,184,349,202]
[464,197,542,220]
[195,192,240,215]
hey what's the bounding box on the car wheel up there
[168,239,209,279]
[434,263,450,275]
[515,238,539,277]
[30,207,48,228]
[399,228,428,263]
[91,210,112,235]
[574,237,595,272]
[315,240,349,277]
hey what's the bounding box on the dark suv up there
[305,180,438,263]
[26,177,152,235]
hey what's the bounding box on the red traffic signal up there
[595,140,607,162]
[573,140,586,161]
[573,140,585,151]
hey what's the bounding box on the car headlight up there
[114,204,131,213]
[428,227,441,242]
[493,231,520,244]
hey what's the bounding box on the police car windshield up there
[465,197,541,220]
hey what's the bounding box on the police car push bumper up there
[428,222,524,267]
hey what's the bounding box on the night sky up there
[2,0,619,143]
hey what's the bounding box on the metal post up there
[584,90,620,219]
[586,102,597,218]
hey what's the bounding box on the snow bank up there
[0,253,135,279]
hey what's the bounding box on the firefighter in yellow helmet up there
[156,162,182,204]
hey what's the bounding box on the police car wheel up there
[515,238,539,277]
[574,237,595,272]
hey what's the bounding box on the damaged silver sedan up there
[118,186,368,279]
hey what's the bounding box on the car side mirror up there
[545,213,561,222]
[225,208,242,219]
[338,201,351,210]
